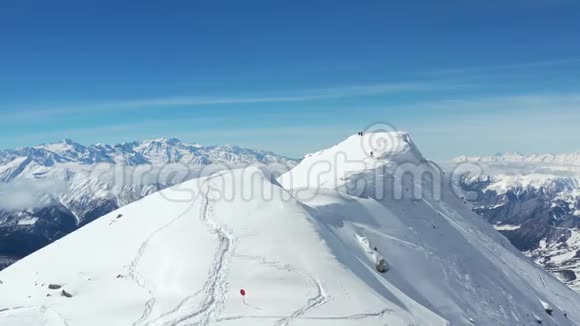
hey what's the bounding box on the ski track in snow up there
[129,192,199,326]
[273,278,327,326]
[144,180,236,326]
[130,177,331,326]
[215,309,392,323]
[0,306,26,314]
[538,271,547,288]
[234,254,329,326]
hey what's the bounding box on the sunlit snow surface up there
[1,132,579,326]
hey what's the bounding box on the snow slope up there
[0,138,297,270]
[280,132,580,325]
[0,132,579,325]
[0,168,443,326]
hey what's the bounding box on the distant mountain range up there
[454,152,580,291]
[0,138,297,269]
[454,152,580,166]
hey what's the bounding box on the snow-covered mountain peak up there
[279,131,425,192]
[304,131,418,160]
[139,137,183,148]
[2,133,580,325]
[146,137,181,143]
[217,144,242,151]
[60,138,76,145]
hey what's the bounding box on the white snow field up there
[1,132,580,326]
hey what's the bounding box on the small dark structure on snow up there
[48,284,62,290]
[376,259,389,273]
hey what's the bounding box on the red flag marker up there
[240,289,246,296]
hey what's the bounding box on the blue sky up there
[1,1,580,159]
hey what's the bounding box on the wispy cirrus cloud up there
[418,57,580,78]
[60,58,578,116]
[116,82,433,108]
[0,81,457,122]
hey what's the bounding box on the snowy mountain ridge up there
[1,131,579,325]
[0,138,294,175]
[461,173,579,196]
[0,138,297,271]
[454,153,580,291]
[454,152,580,167]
